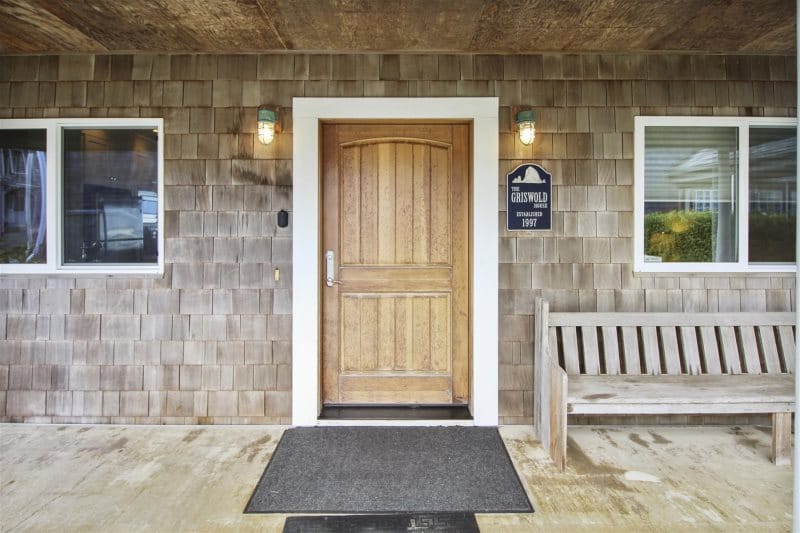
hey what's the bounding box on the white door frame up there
[291,97,499,426]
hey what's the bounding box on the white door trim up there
[291,97,499,426]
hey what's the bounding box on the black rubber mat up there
[283,513,480,532]
[245,426,533,513]
[319,405,472,420]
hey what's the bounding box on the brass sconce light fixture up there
[515,110,536,146]
[257,106,278,145]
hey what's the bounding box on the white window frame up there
[0,118,164,275]
[634,115,798,273]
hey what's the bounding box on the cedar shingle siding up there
[0,53,796,424]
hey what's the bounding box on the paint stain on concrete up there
[693,492,732,522]
[112,461,160,486]
[567,438,626,476]
[628,433,650,448]
[697,506,725,523]
[736,436,761,450]
[593,428,621,449]
[241,435,272,463]
[730,427,761,450]
[108,438,128,452]
[565,438,632,494]
[504,436,542,476]
[648,431,672,444]
[183,429,204,443]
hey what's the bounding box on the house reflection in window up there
[643,126,738,263]
[63,129,158,264]
[0,130,47,264]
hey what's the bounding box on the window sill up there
[0,265,164,277]
[634,263,797,275]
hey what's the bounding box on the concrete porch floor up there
[0,424,791,532]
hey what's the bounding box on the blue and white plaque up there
[506,163,552,231]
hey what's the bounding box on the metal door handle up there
[325,250,336,287]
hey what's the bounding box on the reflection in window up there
[643,126,739,263]
[0,130,47,264]
[749,127,797,263]
[63,129,158,264]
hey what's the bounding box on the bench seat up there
[569,374,794,415]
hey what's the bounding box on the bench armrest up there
[534,298,568,471]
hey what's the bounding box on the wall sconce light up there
[257,107,278,145]
[515,110,536,146]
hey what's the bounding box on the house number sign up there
[506,163,552,231]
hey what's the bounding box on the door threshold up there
[316,419,475,427]
[319,405,472,421]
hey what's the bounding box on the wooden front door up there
[321,123,470,405]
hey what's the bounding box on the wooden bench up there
[532,298,796,471]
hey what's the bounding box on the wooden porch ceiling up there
[0,0,795,55]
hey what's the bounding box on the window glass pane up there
[643,126,738,263]
[63,128,158,264]
[0,129,47,264]
[749,127,796,263]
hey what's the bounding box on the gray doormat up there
[283,513,479,532]
[245,426,533,513]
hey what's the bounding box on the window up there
[0,119,163,274]
[0,129,47,265]
[749,127,797,263]
[634,116,797,273]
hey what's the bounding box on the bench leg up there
[549,366,568,471]
[771,412,792,466]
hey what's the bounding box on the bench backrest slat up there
[758,326,782,374]
[738,327,762,374]
[581,326,601,375]
[777,326,795,373]
[660,327,682,374]
[698,326,722,374]
[548,327,558,360]
[601,326,621,375]
[621,327,642,374]
[679,326,703,375]
[561,327,580,374]
[641,327,661,375]
[718,326,742,374]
